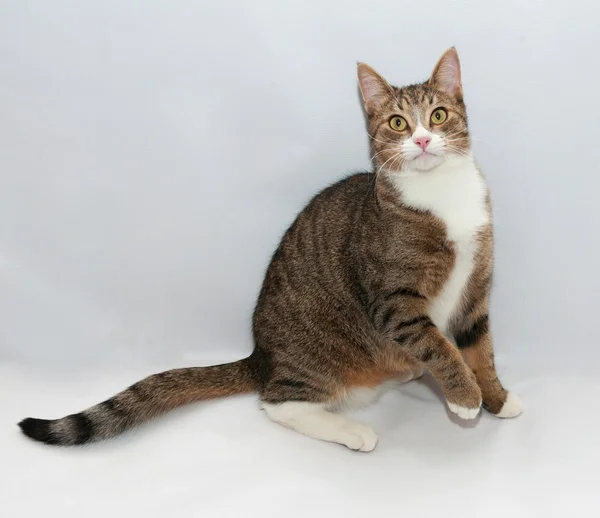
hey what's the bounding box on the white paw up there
[447,400,482,420]
[340,423,379,452]
[495,392,523,418]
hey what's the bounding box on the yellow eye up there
[431,108,447,125]
[389,116,408,131]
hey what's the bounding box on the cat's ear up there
[357,63,391,114]
[429,47,463,98]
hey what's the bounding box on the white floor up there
[1,354,598,518]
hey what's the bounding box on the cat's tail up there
[18,356,259,446]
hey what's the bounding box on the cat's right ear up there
[357,63,390,115]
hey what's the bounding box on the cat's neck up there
[386,155,490,241]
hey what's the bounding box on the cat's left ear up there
[429,47,463,99]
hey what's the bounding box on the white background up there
[1,1,599,517]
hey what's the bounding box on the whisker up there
[365,169,379,200]
[443,135,470,141]
[376,151,403,175]
[444,147,472,158]
[388,153,403,172]
[441,132,469,142]
[367,133,395,146]
[371,148,390,158]
[441,130,483,144]
[370,149,392,164]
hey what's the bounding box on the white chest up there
[390,156,489,332]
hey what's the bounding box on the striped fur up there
[19,359,257,444]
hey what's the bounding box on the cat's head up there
[358,48,470,174]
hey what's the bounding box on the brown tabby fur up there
[19,48,512,446]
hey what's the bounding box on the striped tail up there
[18,357,258,446]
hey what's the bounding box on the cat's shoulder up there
[311,171,375,202]
[326,171,374,191]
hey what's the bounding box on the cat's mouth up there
[404,148,441,161]
[407,150,441,162]
[404,151,444,172]
[416,151,434,158]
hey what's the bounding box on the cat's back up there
[255,172,374,306]
[282,171,375,248]
[307,172,375,214]
[252,171,377,346]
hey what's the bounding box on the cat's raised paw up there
[340,423,379,452]
[494,392,523,418]
[447,400,481,420]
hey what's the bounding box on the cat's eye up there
[431,108,447,125]
[389,116,408,131]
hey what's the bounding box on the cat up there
[19,48,522,452]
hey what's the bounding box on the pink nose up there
[413,136,431,150]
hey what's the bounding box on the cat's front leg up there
[453,314,523,418]
[373,293,482,418]
[391,318,483,418]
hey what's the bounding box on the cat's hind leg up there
[262,401,378,452]
[403,356,425,381]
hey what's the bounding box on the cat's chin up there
[404,153,445,173]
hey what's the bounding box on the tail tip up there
[18,417,59,445]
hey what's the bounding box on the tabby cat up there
[19,48,522,452]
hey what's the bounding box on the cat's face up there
[358,48,471,174]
